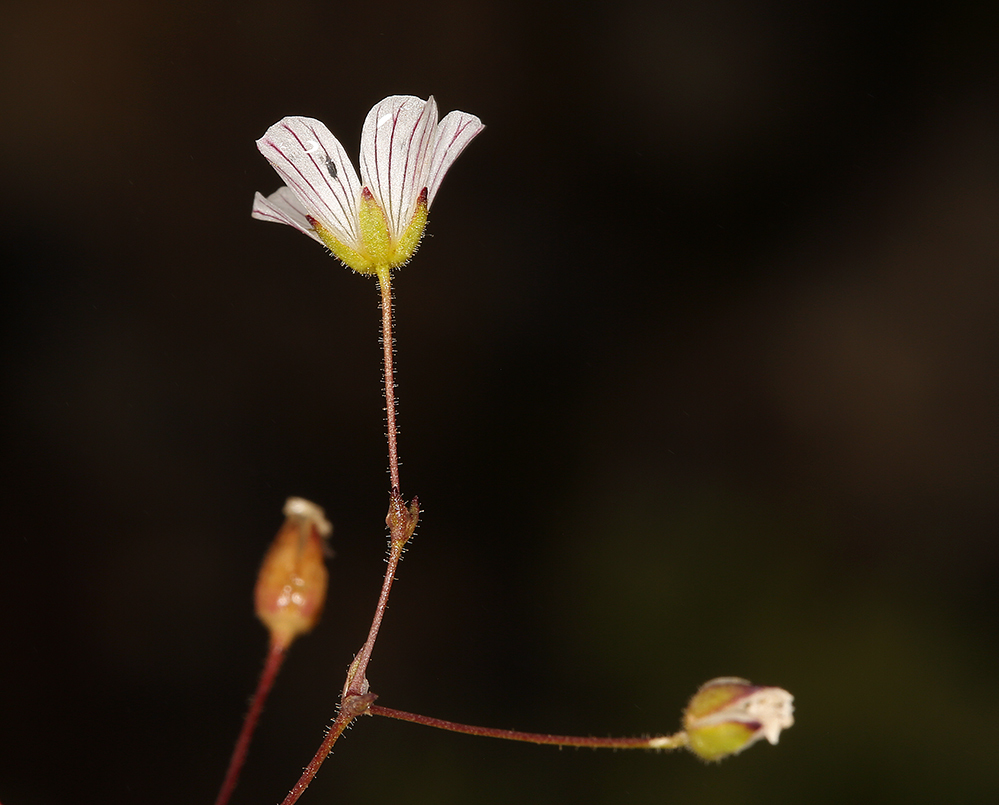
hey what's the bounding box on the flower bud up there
[254,497,332,650]
[683,677,794,761]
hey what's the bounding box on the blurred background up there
[1,0,996,803]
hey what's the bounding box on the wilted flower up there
[252,95,483,276]
[255,497,333,650]
[683,677,795,761]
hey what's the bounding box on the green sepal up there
[391,188,428,267]
[310,216,376,275]
[686,721,758,762]
[358,188,393,269]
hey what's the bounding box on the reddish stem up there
[343,536,404,697]
[215,641,287,805]
[369,705,688,750]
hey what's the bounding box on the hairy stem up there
[377,268,401,495]
[369,705,689,750]
[342,270,415,697]
[342,528,405,698]
[278,693,376,805]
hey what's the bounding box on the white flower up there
[252,95,483,275]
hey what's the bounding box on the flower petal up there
[359,96,438,241]
[252,187,323,243]
[426,110,484,209]
[256,117,363,248]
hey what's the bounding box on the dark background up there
[1,1,997,803]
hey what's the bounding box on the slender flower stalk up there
[369,705,690,750]
[214,642,287,805]
[378,270,401,494]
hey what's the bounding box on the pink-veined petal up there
[359,96,438,241]
[256,117,363,248]
[252,187,323,243]
[426,110,484,209]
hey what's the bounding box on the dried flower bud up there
[254,497,332,650]
[683,677,794,761]
[386,493,419,549]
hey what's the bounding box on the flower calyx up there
[683,677,794,761]
[254,497,333,651]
